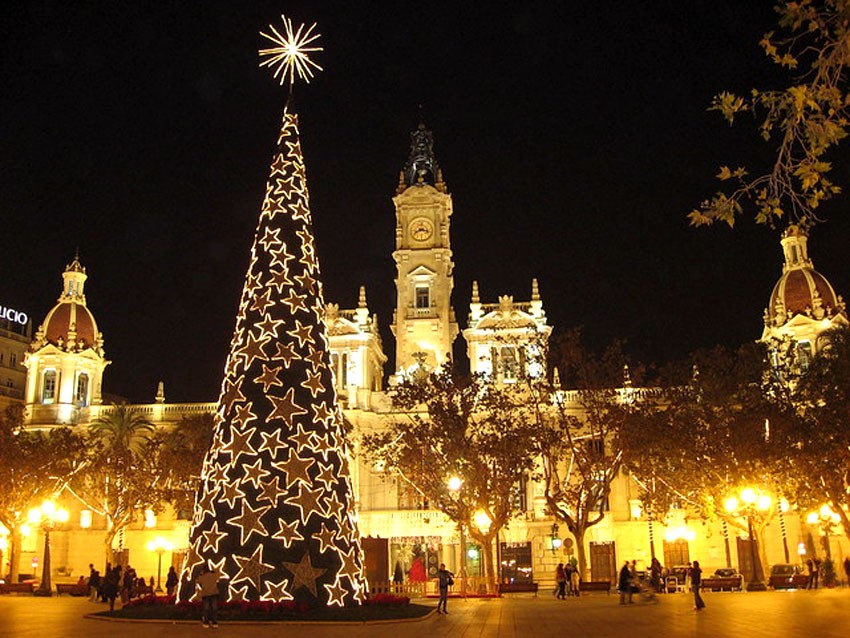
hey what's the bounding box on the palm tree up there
[89,404,154,457]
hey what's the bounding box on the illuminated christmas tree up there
[179,17,366,606]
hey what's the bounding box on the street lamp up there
[146,537,173,593]
[806,504,842,560]
[724,487,771,591]
[28,500,69,596]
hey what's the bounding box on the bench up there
[56,583,89,596]
[701,576,742,592]
[499,582,539,595]
[579,580,611,594]
[0,582,35,594]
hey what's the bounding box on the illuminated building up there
[0,301,31,410]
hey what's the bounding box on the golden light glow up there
[757,494,772,511]
[806,512,819,525]
[740,488,756,505]
[147,537,174,553]
[80,510,92,529]
[144,509,157,528]
[259,16,323,87]
[664,524,696,542]
[448,476,462,491]
[473,510,492,533]
[724,497,739,513]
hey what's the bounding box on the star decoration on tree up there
[282,551,327,598]
[259,15,323,87]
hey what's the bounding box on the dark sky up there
[3,1,850,403]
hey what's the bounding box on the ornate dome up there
[765,226,845,327]
[31,255,104,353]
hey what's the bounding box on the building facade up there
[5,125,849,593]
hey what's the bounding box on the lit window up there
[415,285,430,309]
[796,341,813,371]
[75,373,89,407]
[42,370,57,404]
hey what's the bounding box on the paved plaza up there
[0,588,848,638]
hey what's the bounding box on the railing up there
[367,576,499,598]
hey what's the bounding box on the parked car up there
[706,568,743,591]
[769,563,809,589]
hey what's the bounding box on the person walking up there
[436,563,454,614]
[196,564,221,628]
[555,563,567,599]
[843,557,850,587]
[691,561,705,611]
[618,561,633,605]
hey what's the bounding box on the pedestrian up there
[555,563,567,599]
[691,561,705,611]
[102,565,121,612]
[618,561,633,605]
[165,565,179,596]
[570,563,580,596]
[87,564,101,602]
[436,562,454,614]
[650,557,663,593]
[843,557,850,587]
[812,558,821,589]
[195,564,221,628]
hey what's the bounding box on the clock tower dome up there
[391,122,458,376]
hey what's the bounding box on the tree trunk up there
[103,528,117,571]
[8,529,22,582]
[573,527,589,580]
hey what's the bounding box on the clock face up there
[410,218,433,241]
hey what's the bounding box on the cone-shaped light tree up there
[179,16,366,606]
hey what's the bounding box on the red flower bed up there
[363,593,410,606]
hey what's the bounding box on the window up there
[795,341,813,371]
[415,285,430,310]
[397,480,428,510]
[42,370,57,404]
[10,353,16,367]
[75,373,89,407]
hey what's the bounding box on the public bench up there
[498,582,539,595]
[579,580,611,594]
[701,576,743,592]
[56,583,89,596]
[0,582,34,594]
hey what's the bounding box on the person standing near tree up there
[691,561,705,611]
[436,563,454,614]
[195,564,221,628]
[555,563,567,599]
[165,566,179,596]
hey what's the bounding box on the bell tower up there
[391,121,458,376]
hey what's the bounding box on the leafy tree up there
[530,331,640,579]
[784,326,850,541]
[621,344,790,573]
[691,0,850,228]
[70,405,161,566]
[0,405,85,581]
[155,412,215,516]
[360,364,539,583]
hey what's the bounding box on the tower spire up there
[401,118,443,190]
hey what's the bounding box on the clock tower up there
[391,122,458,376]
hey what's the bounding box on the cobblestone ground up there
[0,588,848,638]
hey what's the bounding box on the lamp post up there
[28,500,69,596]
[724,487,771,591]
[146,537,173,593]
[550,523,562,554]
[806,504,841,560]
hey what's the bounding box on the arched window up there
[75,373,89,407]
[42,370,57,404]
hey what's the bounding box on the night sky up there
[4,1,850,403]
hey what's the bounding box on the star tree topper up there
[259,16,323,87]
